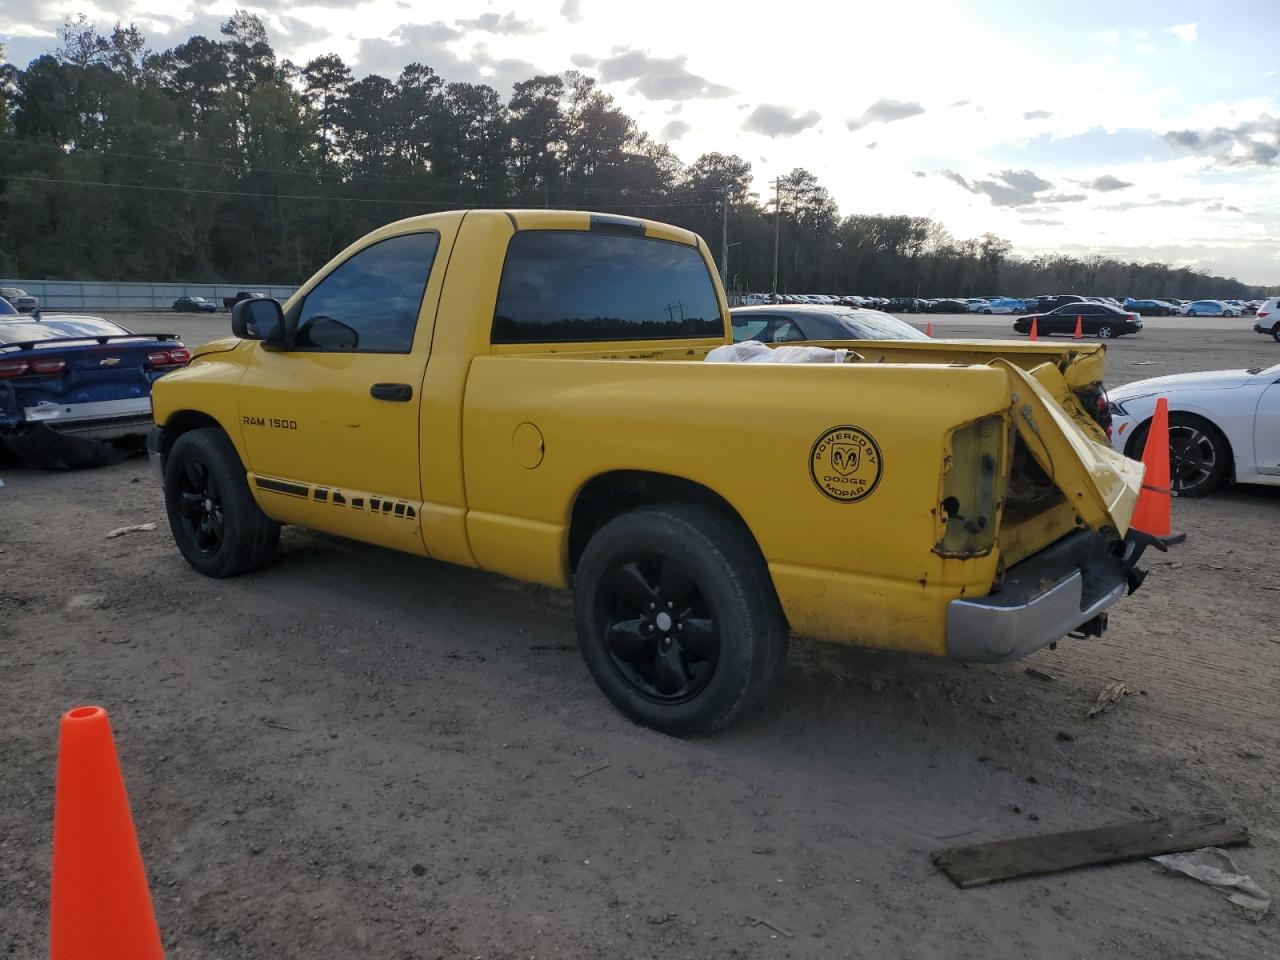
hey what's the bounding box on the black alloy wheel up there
[1130,414,1229,498]
[175,456,224,555]
[597,554,718,703]
[163,427,280,577]
[1168,422,1220,496]
[573,504,788,735]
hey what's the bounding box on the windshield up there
[833,311,930,340]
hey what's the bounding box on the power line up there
[0,136,738,197]
[0,173,722,210]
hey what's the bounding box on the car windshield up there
[190,297,208,303]
[833,311,929,340]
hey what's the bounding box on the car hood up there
[1110,369,1254,400]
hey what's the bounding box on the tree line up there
[0,14,1273,299]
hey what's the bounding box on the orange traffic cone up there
[1073,315,1083,339]
[1029,317,1038,341]
[1129,397,1184,543]
[50,706,164,960]
[925,320,934,337]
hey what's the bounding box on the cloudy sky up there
[4,0,1280,283]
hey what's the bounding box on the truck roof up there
[375,209,702,248]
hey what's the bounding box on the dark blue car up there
[0,305,189,468]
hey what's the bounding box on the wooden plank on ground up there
[931,815,1248,888]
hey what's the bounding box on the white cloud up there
[1094,29,1119,46]
[1165,22,1197,43]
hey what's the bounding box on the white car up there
[1108,362,1280,497]
[1179,299,1240,318]
[1254,297,1280,342]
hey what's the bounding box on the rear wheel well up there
[568,471,765,576]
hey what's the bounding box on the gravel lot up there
[2,311,1278,958]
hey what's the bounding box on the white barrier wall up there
[0,279,299,311]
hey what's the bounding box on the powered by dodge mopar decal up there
[809,426,883,503]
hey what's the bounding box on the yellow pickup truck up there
[149,209,1154,734]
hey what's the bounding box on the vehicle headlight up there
[1108,394,1153,416]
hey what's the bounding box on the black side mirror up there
[232,298,285,342]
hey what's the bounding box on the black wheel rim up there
[595,553,719,703]
[1168,424,1216,493]
[175,457,224,556]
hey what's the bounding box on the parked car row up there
[739,292,1270,317]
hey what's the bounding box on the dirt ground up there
[2,313,1278,958]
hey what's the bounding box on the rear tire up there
[1271,324,1280,343]
[163,428,280,577]
[1096,325,1113,339]
[573,504,788,736]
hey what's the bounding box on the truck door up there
[235,227,450,554]
[1255,379,1280,475]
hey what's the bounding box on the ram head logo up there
[830,443,859,476]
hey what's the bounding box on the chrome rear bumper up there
[946,530,1149,663]
[17,397,152,442]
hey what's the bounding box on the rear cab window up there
[492,231,724,343]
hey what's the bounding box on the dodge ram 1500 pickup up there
[149,209,1155,734]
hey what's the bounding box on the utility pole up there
[771,177,783,295]
[720,185,729,287]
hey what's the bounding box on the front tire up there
[163,428,280,577]
[573,504,788,736]
[1130,414,1229,498]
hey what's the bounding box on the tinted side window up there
[492,231,723,343]
[295,232,439,352]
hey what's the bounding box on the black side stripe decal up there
[255,476,310,498]
[254,476,419,522]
